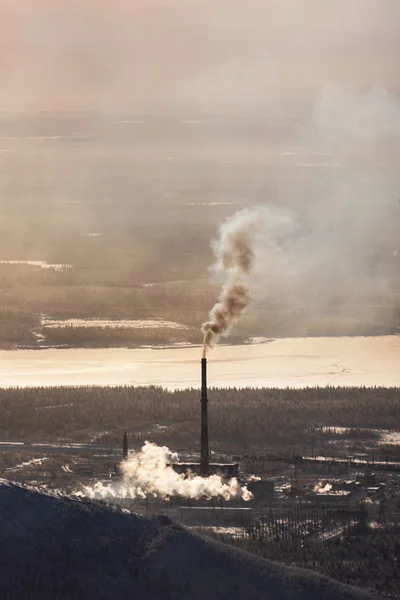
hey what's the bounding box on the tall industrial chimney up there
[200,358,209,477]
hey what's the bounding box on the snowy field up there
[41,317,187,330]
[0,335,399,388]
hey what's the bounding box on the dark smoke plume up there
[202,208,259,356]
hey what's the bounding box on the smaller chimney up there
[122,432,128,460]
[200,358,209,477]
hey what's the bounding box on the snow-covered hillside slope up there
[0,480,376,600]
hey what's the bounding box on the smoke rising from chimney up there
[78,441,252,501]
[202,208,260,355]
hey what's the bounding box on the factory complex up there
[102,358,400,539]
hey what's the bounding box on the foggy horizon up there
[0,0,399,349]
[1,0,399,114]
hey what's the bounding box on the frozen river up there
[0,335,399,389]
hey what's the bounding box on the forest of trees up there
[0,239,399,348]
[211,523,400,598]
[1,385,399,456]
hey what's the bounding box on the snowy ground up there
[0,335,399,388]
[41,317,188,330]
[320,426,400,446]
[0,260,71,270]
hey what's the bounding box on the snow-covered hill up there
[0,480,376,600]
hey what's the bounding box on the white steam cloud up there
[314,481,333,494]
[79,441,252,502]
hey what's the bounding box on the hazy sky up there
[0,0,398,113]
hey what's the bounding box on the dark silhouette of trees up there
[1,386,399,455]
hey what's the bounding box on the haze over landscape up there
[1,0,399,113]
[1,2,400,599]
[0,1,400,356]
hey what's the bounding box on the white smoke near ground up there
[77,441,252,502]
[247,474,262,482]
[314,482,332,494]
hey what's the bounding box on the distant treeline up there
[0,278,398,348]
[1,386,399,455]
[1,231,400,349]
[0,277,215,348]
[42,325,201,347]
